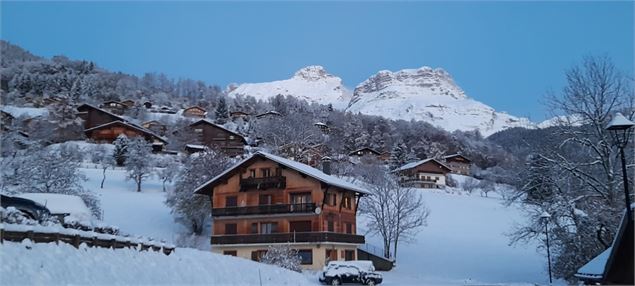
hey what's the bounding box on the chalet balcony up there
[239,176,286,191]
[212,203,316,217]
[211,232,365,245]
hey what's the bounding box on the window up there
[250,223,258,234]
[260,222,278,234]
[290,193,312,204]
[326,193,337,206]
[275,168,282,176]
[327,220,335,232]
[345,223,353,234]
[225,196,237,207]
[229,135,235,140]
[344,250,355,261]
[223,250,237,256]
[298,249,313,265]
[251,250,267,262]
[259,194,272,205]
[342,196,352,209]
[225,223,237,235]
[260,168,271,177]
[194,128,203,133]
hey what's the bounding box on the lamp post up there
[605,112,634,220]
[540,211,553,284]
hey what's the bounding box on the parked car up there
[0,194,51,221]
[319,260,383,285]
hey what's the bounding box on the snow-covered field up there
[2,166,549,285]
[0,241,311,285]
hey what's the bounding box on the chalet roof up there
[348,147,382,156]
[101,100,126,106]
[189,119,247,143]
[142,120,164,126]
[443,154,472,163]
[393,158,452,173]
[574,247,611,281]
[77,103,126,122]
[194,151,370,196]
[84,120,167,144]
[183,106,206,112]
[255,110,282,118]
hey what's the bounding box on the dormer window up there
[229,135,235,140]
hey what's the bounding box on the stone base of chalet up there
[212,242,360,270]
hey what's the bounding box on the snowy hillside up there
[0,241,312,285]
[228,66,352,109]
[346,67,535,137]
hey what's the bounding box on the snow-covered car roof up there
[15,193,92,221]
[325,260,375,272]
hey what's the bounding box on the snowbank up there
[0,241,312,285]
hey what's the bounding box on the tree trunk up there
[393,237,399,260]
[101,168,106,189]
[136,176,142,192]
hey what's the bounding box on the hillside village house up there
[77,104,167,151]
[182,106,207,118]
[194,151,368,270]
[230,111,250,120]
[120,99,136,108]
[348,147,388,162]
[142,120,167,136]
[99,101,128,115]
[188,119,247,157]
[442,154,472,176]
[393,159,452,189]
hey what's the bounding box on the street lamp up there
[540,211,553,284]
[605,112,634,220]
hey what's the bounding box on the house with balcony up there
[393,158,452,189]
[193,151,369,270]
[188,119,247,157]
[442,154,472,176]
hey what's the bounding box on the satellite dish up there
[314,207,322,215]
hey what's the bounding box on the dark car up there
[1,194,51,221]
[319,261,383,286]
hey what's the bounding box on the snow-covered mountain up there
[346,67,535,136]
[228,66,352,109]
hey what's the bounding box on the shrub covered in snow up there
[260,244,302,273]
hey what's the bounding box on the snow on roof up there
[0,105,48,118]
[442,154,470,161]
[194,151,370,195]
[84,120,167,143]
[393,158,451,172]
[16,193,92,218]
[186,144,206,149]
[575,247,611,280]
[348,147,382,155]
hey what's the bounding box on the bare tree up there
[358,164,429,260]
[125,138,153,192]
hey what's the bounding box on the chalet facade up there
[348,147,388,162]
[393,159,452,189]
[120,100,136,108]
[230,111,250,119]
[194,152,368,270]
[142,120,167,136]
[77,104,166,151]
[182,106,207,118]
[189,119,247,157]
[442,154,472,176]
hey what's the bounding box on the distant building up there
[142,120,167,136]
[99,101,128,115]
[314,122,330,134]
[348,147,387,162]
[230,111,250,119]
[193,151,369,270]
[120,100,136,108]
[442,154,472,176]
[188,119,247,157]
[182,106,207,118]
[393,159,452,189]
[255,110,282,119]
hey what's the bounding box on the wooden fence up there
[0,225,175,255]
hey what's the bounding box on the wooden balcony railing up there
[212,203,316,217]
[211,232,365,245]
[239,176,286,191]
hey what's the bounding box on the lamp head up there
[540,211,551,219]
[606,113,635,131]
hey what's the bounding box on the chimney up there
[321,156,332,175]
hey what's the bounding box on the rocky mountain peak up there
[293,65,334,81]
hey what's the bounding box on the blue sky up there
[1,1,633,120]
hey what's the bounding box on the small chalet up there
[99,101,128,115]
[193,151,369,270]
[393,159,452,189]
[230,111,250,119]
[120,100,136,108]
[142,120,167,136]
[348,147,387,162]
[84,121,167,152]
[182,106,207,118]
[442,154,472,176]
[575,206,633,284]
[314,122,330,134]
[188,119,247,157]
[255,110,282,119]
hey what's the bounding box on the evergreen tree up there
[113,134,129,166]
[389,141,409,169]
[215,97,229,124]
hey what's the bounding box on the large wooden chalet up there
[188,119,247,157]
[194,151,369,270]
[77,104,166,150]
[442,154,472,176]
[393,159,452,189]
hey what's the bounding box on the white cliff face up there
[346,67,535,137]
[228,66,352,109]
